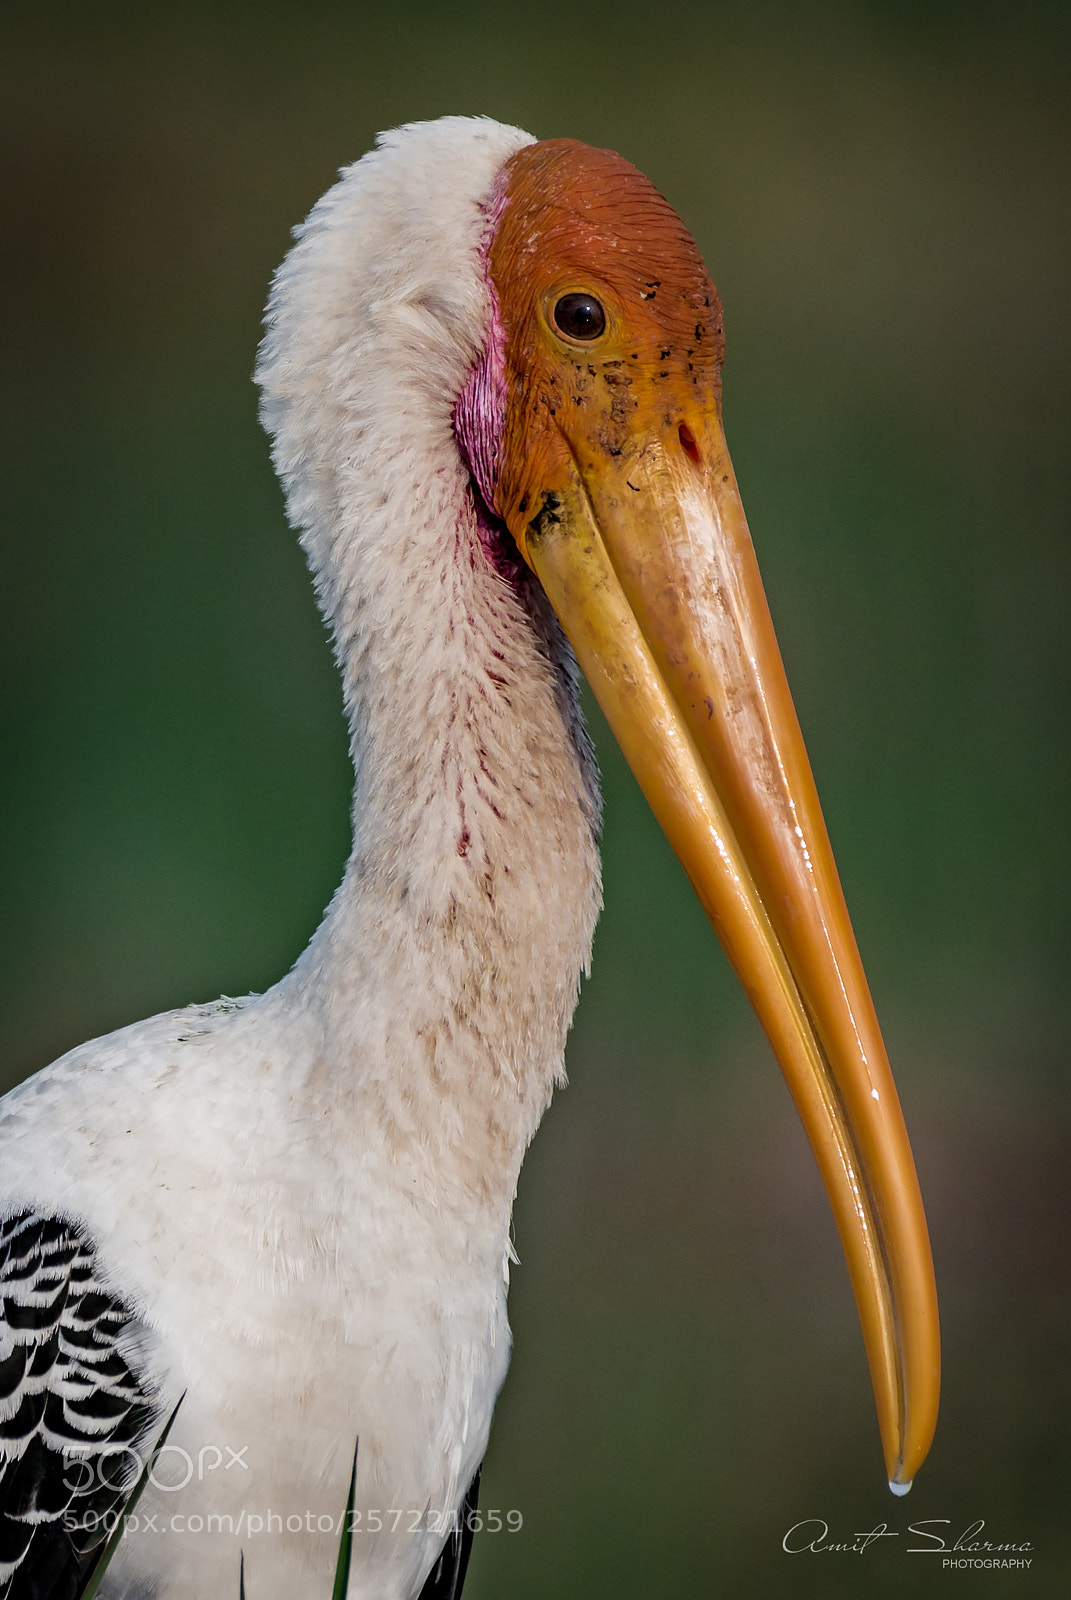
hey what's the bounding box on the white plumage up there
[1,117,601,1599]
[0,105,943,1600]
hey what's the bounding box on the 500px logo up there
[63,1444,250,1495]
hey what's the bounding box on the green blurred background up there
[3,1,1069,1593]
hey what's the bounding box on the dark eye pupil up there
[553,293,606,341]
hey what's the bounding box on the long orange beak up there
[509,406,940,1490]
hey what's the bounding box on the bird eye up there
[552,293,607,342]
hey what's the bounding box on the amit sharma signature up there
[783,1517,1034,1565]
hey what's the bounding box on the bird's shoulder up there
[4,994,261,1105]
[0,992,296,1247]
[0,994,268,1139]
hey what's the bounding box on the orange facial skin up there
[482,136,940,1490]
[487,138,724,531]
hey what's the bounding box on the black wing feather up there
[417,1466,481,1600]
[0,1212,160,1600]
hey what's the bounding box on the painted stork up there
[0,117,940,1600]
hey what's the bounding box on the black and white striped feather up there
[0,1213,159,1600]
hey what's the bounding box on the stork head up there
[259,119,940,1491]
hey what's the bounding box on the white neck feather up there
[255,118,602,1215]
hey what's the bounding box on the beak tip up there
[888,1478,913,1498]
